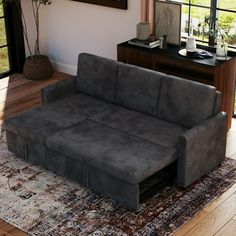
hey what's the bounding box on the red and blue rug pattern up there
[0,133,235,236]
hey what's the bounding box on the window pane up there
[190,6,210,41]
[218,11,236,46]
[0,47,10,73]
[181,5,190,37]
[0,18,7,46]
[172,0,210,7]
[171,0,190,3]
[219,0,236,11]
[191,0,211,7]
[0,3,3,17]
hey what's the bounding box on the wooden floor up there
[0,72,72,124]
[0,72,236,236]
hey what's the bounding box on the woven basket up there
[23,55,53,80]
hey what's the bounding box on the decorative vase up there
[186,36,196,54]
[23,55,53,80]
[216,39,228,61]
[137,22,150,40]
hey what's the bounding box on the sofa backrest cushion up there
[158,75,217,127]
[116,63,164,116]
[76,53,118,103]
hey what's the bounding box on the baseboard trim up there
[52,61,77,75]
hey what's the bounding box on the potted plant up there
[203,15,228,60]
[3,0,53,80]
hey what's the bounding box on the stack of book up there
[128,38,160,49]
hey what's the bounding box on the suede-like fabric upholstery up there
[41,77,76,105]
[46,148,140,209]
[3,94,111,145]
[76,53,118,103]
[3,52,227,209]
[89,106,187,148]
[86,166,139,210]
[116,63,164,116]
[46,149,86,186]
[158,75,217,128]
[214,91,222,114]
[177,112,227,187]
[6,131,26,159]
[46,120,177,185]
[27,140,47,167]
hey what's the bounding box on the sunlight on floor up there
[226,118,236,159]
[0,76,9,109]
[0,77,10,124]
[230,118,236,131]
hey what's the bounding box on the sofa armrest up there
[41,76,76,105]
[177,112,227,188]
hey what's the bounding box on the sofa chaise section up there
[3,53,119,167]
[3,93,112,166]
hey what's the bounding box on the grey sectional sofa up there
[3,53,227,210]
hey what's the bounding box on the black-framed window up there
[170,0,236,50]
[0,0,25,79]
[0,1,10,77]
[234,85,236,117]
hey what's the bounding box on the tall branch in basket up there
[3,0,52,57]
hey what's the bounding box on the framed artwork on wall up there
[71,0,128,10]
[154,0,182,45]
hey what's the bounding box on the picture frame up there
[154,0,182,45]
[71,0,128,10]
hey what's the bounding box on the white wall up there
[22,0,141,75]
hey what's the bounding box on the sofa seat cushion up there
[46,120,177,185]
[3,93,112,145]
[89,106,188,148]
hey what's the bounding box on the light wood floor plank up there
[0,75,28,91]
[0,78,65,104]
[0,223,27,236]
[175,184,236,235]
[204,183,236,213]
[173,210,209,236]
[0,91,40,112]
[215,219,236,236]
[184,193,236,236]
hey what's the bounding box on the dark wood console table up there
[117,41,236,128]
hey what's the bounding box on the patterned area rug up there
[0,132,236,236]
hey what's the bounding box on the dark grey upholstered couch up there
[3,53,228,210]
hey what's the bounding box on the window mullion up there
[208,0,218,46]
[188,0,191,35]
[211,0,219,22]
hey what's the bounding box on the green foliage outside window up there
[0,2,10,73]
[173,0,236,47]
